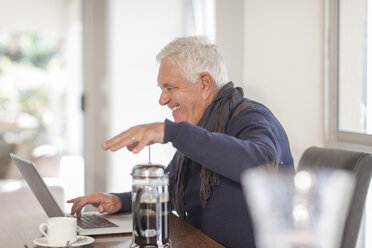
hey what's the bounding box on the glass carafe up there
[130,164,171,248]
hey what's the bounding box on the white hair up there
[156,36,228,90]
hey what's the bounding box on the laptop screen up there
[10,153,65,218]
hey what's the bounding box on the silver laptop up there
[10,153,132,235]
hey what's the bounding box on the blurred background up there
[0,0,371,247]
[0,0,84,202]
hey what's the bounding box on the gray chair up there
[298,146,372,248]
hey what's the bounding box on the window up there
[327,0,372,146]
[0,0,84,211]
[338,0,372,134]
[0,32,64,147]
[327,0,372,247]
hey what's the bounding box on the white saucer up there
[33,235,94,247]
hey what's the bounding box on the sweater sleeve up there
[163,107,285,183]
[113,192,132,213]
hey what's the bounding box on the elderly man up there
[68,36,294,247]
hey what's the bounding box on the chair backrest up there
[298,146,372,248]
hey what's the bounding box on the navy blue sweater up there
[116,98,294,248]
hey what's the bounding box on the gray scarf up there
[173,82,244,218]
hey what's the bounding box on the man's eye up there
[159,84,177,92]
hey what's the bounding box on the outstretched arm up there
[101,122,165,153]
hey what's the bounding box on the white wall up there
[0,0,68,32]
[243,0,325,165]
[216,0,244,88]
[107,0,184,192]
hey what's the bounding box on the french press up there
[130,163,171,248]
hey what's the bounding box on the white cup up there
[39,217,77,246]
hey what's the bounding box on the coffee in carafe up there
[130,163,171,248]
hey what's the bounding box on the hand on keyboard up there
[67,193,122,218]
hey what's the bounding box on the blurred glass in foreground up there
[241,168,355,248]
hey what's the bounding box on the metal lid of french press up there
[131,164,167,178]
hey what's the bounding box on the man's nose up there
[159,89,170,106]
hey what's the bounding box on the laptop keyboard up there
[77,214,119,229]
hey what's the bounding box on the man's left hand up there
[101,122,165,153]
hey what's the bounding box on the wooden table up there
[0,213,224,248]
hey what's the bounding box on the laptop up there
[10,153,132,235]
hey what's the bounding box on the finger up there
[66,198,76,203]
[69,198,81,215]
[102,131,131,150]
[70,200,81,216]
[126,142,138,151]
[75,209,82,219]
[109,135,140,151]
[129,136,150,154]
[71,206,81,218]
[72,198,89,217]
[104,136,133,151]
[71,210,81,219]
[98,205,105,213]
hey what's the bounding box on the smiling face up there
[157,59,217,124]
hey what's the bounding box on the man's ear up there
[199,72,216,100]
